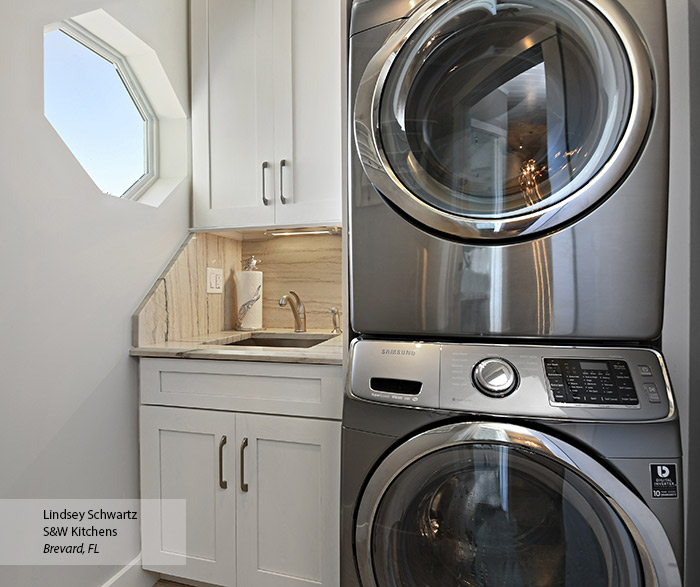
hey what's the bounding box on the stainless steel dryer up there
[341,339,683,587]
[349,0,669,340]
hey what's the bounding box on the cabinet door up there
[192,0,275,229]
[273,0,343,227]
[237,413,341,587]
[140,406,236,586]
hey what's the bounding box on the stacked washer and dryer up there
[343,0,683,586]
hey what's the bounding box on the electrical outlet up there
[206,267,224,294]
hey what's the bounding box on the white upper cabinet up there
[192,0,343,230]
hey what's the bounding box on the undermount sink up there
[223,333,338,348]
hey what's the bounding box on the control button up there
[544,359,562,376]
[638,365,653,377]
[547,376,566,402]
[472,358,518,398]
[644,382,662,404]
[614,374,633,383]
[548,381,566,393]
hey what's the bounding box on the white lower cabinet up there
[140,406,237,586]
[139,359,342,587]
[237,414,340,587]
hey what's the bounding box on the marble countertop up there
[130,328,343,365]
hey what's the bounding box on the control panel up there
[543,358,639,405]
[349,339,674,422]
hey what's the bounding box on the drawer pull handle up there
[279,159,288,204]
[261,161,270,206]
[240,437,249,492]
[219,435,228,490]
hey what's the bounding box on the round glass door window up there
[355,0,653,238]
[368,443,642,586]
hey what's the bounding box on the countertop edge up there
[129,346,343,365]
[129,329,343,365]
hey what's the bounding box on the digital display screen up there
[580,361,609,371]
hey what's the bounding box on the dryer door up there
[355,422,681,587]
[354,0,653,240]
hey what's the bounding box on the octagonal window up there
[44,20,157,199]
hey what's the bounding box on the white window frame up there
[44,19,159,200]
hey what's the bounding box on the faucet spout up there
[279,290,306,332]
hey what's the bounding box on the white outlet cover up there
[206,267,224,294]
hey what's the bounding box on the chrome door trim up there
[353,0,655,240]
[355,421,682,587]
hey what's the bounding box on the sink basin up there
[223,333,338,348]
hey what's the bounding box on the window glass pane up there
[379,0,632,218]
[44,29,146,196]
[371,444,641,587]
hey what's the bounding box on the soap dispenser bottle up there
[234,256,263,330]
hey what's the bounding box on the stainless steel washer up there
[340,340,684,587]
[348,0,669,340]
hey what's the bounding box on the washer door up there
[354,0,653,240]
[355,422,681,587]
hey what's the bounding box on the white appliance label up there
[650,464,678,499]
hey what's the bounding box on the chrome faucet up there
[279,291,306,332]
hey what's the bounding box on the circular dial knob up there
[472,358,518,397]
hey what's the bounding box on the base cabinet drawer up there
[140,358,343,419]
[140,405,341,587]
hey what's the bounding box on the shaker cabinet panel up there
[191,0,342,229]
[140,405,341,587]
[236,413,341,587]
[139,359,343,586]
[192,0,275,229]
[140,358,344,420]
[273,0,342,227]
[140,405,237,587]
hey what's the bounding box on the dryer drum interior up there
[354,423,681,587]
[354,0,654,240]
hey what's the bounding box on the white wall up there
[0,0,190,585]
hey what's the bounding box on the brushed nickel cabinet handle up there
[219,435,228,490]
[240,437,249,492]
[279,159,288,204]
[261,161,270,206]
